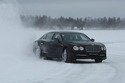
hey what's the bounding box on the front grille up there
[85,45,101,52]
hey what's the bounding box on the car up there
[33,31,107,63]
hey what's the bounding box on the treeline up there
[20,15,125,30]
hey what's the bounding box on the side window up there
[46,33,54,40]
[53,33,62,41]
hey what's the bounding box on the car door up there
[50,33,64,58]
[42,32,63,58]
[42,32,55,57]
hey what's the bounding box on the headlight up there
[79,46,84,51]
[73,46,79,51]
[101,46,106,50]
[103,46,106,50]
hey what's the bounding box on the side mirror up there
[91,38,95,42]
[54,38,60,43]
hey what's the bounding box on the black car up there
[33,31,107,63]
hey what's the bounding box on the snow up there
[0,1,125,83]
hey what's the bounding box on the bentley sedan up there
[33,31,107,63]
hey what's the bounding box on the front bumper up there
[68,46,107,60]
[74,52,107,60]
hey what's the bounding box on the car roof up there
[47,31,83,34]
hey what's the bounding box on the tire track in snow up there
[106,55,125,83]
[105,43,125,83]
[36,61,116,83]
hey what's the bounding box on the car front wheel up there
[62,49,75,63]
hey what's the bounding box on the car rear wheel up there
[95,59,103,63]
[35,46,42,58]
[62,49,75,63]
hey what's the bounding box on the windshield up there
[61,33,91,42]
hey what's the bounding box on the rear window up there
[46,32,54,40]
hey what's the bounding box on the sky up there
[17,0,125,18]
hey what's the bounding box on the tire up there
[95,59,103,63]
[44,57,53,60]
[35,45,42,58]
[62,49,75,63]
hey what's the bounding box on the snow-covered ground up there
[0,1,125,83]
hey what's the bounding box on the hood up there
[68,41,104,46]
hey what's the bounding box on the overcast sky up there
[17,0,125,18]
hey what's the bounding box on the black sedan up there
[33,31,107,63]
